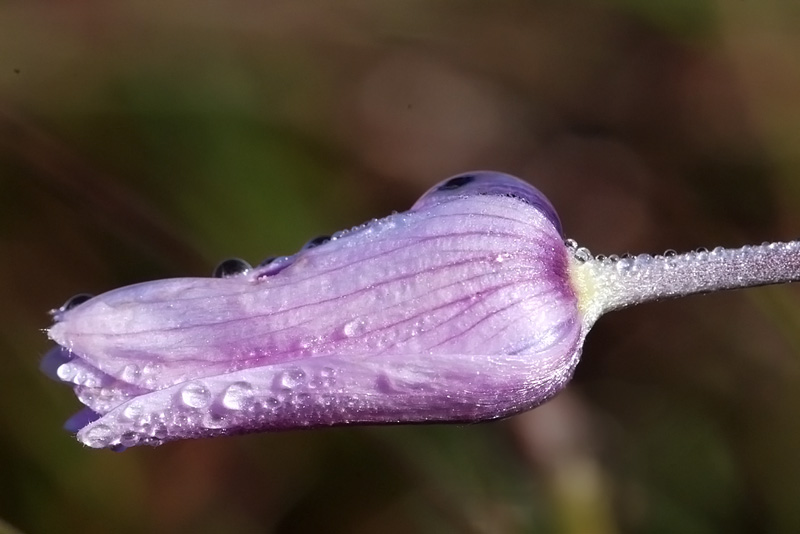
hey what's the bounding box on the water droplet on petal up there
[221,381,255,410]
[121,364,140,382]
[56,363,76,381]
[343,319,366,338]
[212,258,251,278]
[202,412,227,429]
[301,235,331,250]
[180,382,211,408]
[120,431,140,447]
[77,389,95,405]
[59,293,94,313]
[278,368,306,390]
[83,424,113,448]
[152,424,168,439]
[141,362,160,376]
[437,174,475,190]
[122,403,143,421]
[574,247,592,262]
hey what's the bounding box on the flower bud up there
[47,171,800,449]
[45,171,584,449]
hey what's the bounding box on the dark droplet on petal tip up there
[437,174,476,191]
[258,256,278,267]
[302,235,331,250]
[53,293,94,315]
[212,258,252,278]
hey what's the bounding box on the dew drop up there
[278,368,307,390]
[222,381,255,410]
[437,174,475,190]
[302,235,331,250]
[122,403,144,421]
[664,249,677,258]
[83,424,113,448]
[343,319,366,338]
[86,377,102,388]
[565,238,578,250]
[180,382,211,408]
[574,247,592,262]
[257,256,294,278]
[202,412,227,429]
[120,431,140,447]
[213,258,251,278]
[77,389,96,405]
[141,362,160,376]
[152,424,169,439]
[56,363,76,381]
[121,364,140,382]
[60,293,94,313]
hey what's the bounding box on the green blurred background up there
[3,1,800,533]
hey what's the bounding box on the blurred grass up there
[2,0,800,533]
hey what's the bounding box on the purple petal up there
[77,337,579,449]
[64,408,101,433]
[47,172,583,448]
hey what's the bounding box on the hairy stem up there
[569,241,800,325]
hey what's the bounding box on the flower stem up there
[569,241,800,325]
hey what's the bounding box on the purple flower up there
[44,171,800,449]
[45,172,583,449]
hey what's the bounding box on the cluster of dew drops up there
[211,215,403,280]
[562,237,744,270]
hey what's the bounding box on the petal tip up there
[64,408,101,434]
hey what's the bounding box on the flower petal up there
[47,172,585,448]
[49,193,574,390]
[77,331,580,449]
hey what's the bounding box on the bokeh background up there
[3,1,800,533]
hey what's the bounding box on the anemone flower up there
[43,172,800,449]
